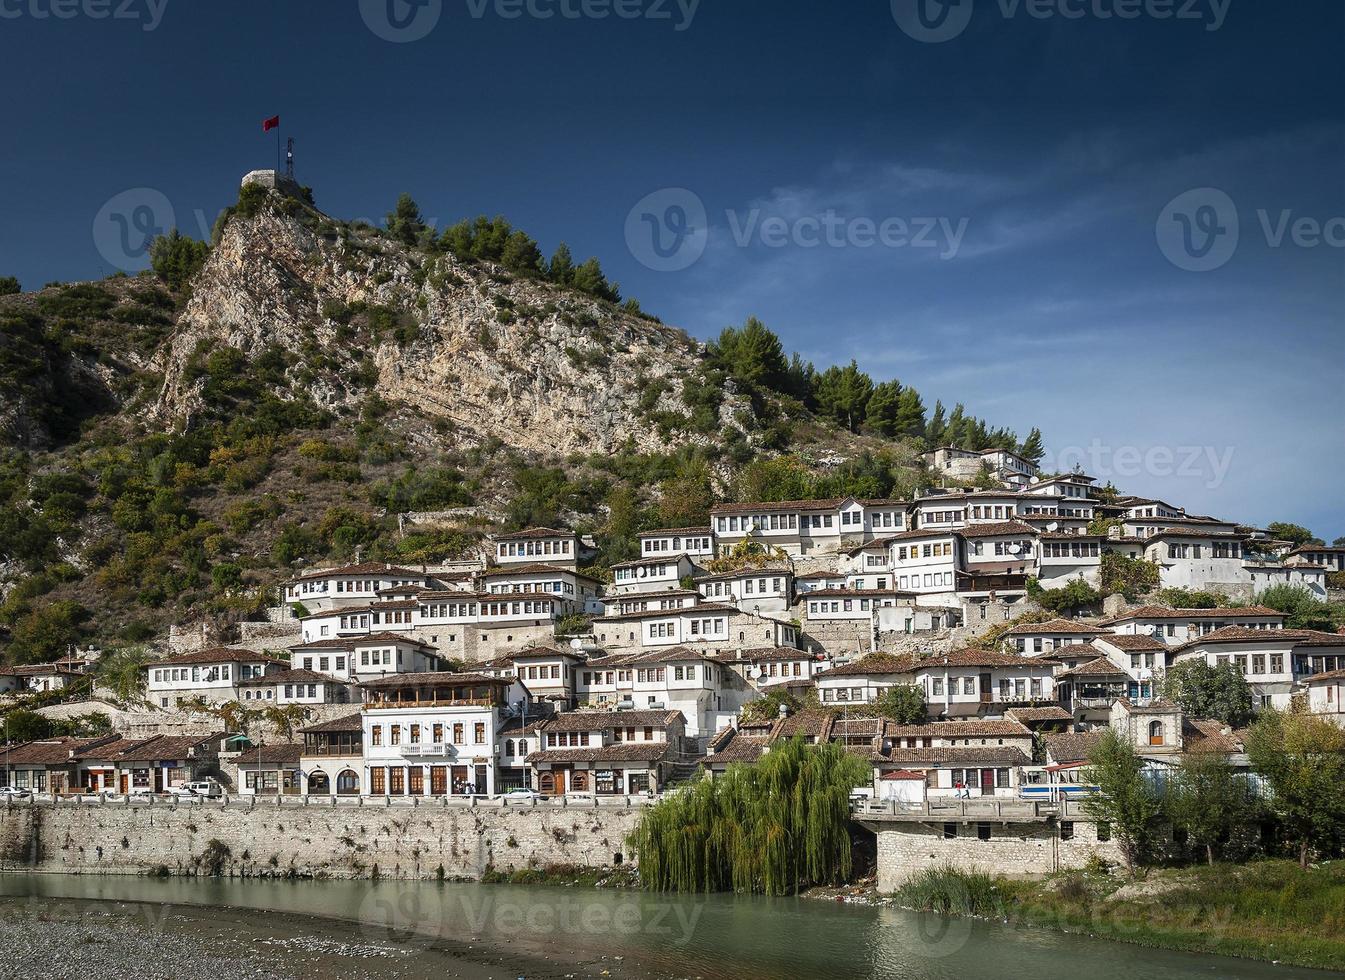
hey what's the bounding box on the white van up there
[171,779,223,799]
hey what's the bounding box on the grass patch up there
[896,860,1345,971]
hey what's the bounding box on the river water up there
[0,873,1334,980]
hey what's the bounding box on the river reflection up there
[0,873,1336,980]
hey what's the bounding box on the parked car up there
[171,779,223,799]
[498,787,541,801]
[0,786,32,800]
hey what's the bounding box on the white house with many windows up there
[491,528,580,568]
[145,648,286,709]
[710,498,907,557]
[285,562,436,613]
[696,566,793,615]
[478,564,601,615]
[638,527,714,560]
[358,672,529,797]
[1098,605,1286,645]
[288,632,444,683]
[885,529,960,601]
[608,555,695,595]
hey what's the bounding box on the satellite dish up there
[569,638,583,651]
[1046,522,1059,532]
[1007,544,1023,556]
[754,665,768,680]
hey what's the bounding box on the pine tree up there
[710,317,788,392]
[1019,427,1045,465]
[866,380,903,437]
[440,219,474,258]
[386,193,427,247]
[814,361,873,433]
[547,242,575,285]
[926,400,947,444]
[571,257,619,302]
[894,386,926,438]
[500,230,543,275]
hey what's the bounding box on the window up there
[977,823,992,841]
[942,822,958,839]
[1060,821,1074,841]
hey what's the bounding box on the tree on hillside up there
[1335,535,1345,547]
[814,360,873,433]
[547,242,575,285]
[1026,577,1100,616]
[1258,584,1335,631]
[871,684,926,724]
[1160,660,1254,728]
[709,317,789,393]
[385,193,427,247]
[926,401,947,444]
[1083,729,1163,877]
[658,462,716,529]
[1167,749,1254,865]
[1019,427,1045,466]
[1267,522,1319,547]
[894,386,927,439]
[1099,552,1160,601]
[1153,588,1231,609]
[0,275,19,295]
[500,230,544,275]
[95,646,152,705]
[865,380,904,437]
[571,256,619,302]
[1245,711,1345,869]
[149,230,211,291]
[2,708,53,743]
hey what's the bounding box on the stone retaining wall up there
[0,800,643,880]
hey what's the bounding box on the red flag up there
[262,115,280,133]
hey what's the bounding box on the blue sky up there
[1,0,1341,538]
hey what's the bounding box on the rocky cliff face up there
[156,192,746,457]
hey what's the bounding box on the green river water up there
[0,873,1336,980]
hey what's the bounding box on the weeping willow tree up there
[629,736,868,895]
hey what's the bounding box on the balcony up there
[398,743,454,757]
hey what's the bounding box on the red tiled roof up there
[1099,605,1283,624]
[957,521,1038,539]
[492,527,573,540]
[1096,633,1169,652]
[540,710,682,733]
[1003,618,1104,636]
[152,648,286,668]
[234,744,304,766]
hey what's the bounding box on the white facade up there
[609,555,695,595]
[639,528,714,560]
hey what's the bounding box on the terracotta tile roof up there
[822,653,916,677]
[638,526,712,536]
[1173,626,1343,651]
[525,743,670,764]
[1306,668,1345,683]
[301,713,363,734]
[771,708,838,739]
[1056,657,1129,679]
[706,732,767,764]
[238,668,342,686]
[112,734,221,762]
[711,498,849,516]
[885,718,1033,738]
[1182,719,1242,755]
[357,671,511,688]
[872,746,1031,767]
[234,744,305,766]
[296,562,427,580]
[595,602,739,622]
[865,527,959,545]
[916,649,1049,669]
[804,588,914,601]
[0,736,116,765]
[479,563,598,581]
[492,527,573,540]
[540,710,682,733]
[696,565,791,581]
[709,647,814,664]
[290,632,435,652]
[1043,731,1102,764]
[1099,605,1283,624]
[1004,618,1105,636]
[631,646,717,665]
[512,646,582,661]
[1096,633,1169,652]
[1042,643,1103,660]
[152,648,286,668]
[1005,706,1074,723]
[958,521,1038,539]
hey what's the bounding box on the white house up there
[696,566,793,615]
[885,529,960,601]
[288,632,444,683]
[1037,532,1104,589]
[145,648,287,709]
[1144,531,1250,592]
[1098,605,1286,645]
[478,563,601,615]
[285,562,436,613]
[526,709,684,795]
[710,497,907,557]
[1286,545,1345,574]
[491,527,580,567]
[1247,562,1329,599]
[1003,617,1110,655]
[638,527,714,561]
[358,671,529,797]
[1305,669,1345,727]
[238,667,353,705]
[609,554,695,595]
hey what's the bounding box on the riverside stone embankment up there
[0,799,642,879]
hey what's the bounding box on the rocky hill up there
[154,189,749,457]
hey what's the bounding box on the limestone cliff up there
[154,191,749,456]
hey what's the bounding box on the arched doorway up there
[309,771,330,795]
[569,770,588,793]
[1148,721,1164,746]
[336,770,360,795]
[538,771,557,796]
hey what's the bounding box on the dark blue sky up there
[2,0,1341,537]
